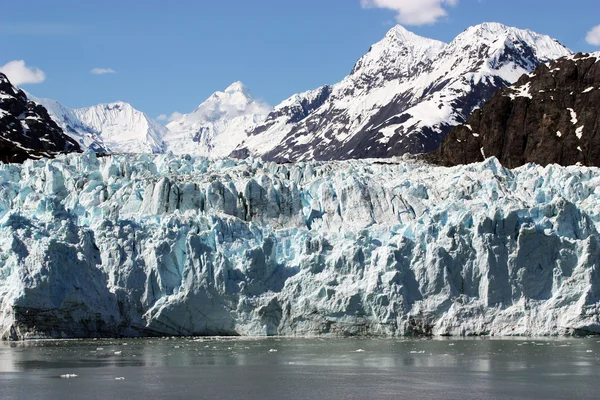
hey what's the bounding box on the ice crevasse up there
[0,151,599,339]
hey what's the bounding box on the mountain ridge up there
[232,22,573,162]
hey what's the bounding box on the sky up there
[1,0,599,121]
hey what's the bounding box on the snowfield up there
[1,152,599,339]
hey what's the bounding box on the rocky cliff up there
[434,53,600,168]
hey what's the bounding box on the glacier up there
[0,152,599,340]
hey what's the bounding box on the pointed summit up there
[164,82,271,157]
[225,81,250,94]
[384,24,429,43]
[349,24,446,81]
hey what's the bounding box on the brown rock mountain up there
[432,53,600,168]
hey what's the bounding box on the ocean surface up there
[0,337,599,399]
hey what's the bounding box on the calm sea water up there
[0,337,599,400]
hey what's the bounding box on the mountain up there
[26,93,106,152]
[0,73,80,163]
[32,97,168,154]
[73,102,167,154]
[164,82,270,157]
[2,153,600,338]
[432,52,600,168]
[232,23,572,162]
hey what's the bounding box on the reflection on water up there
[0,337,599,400]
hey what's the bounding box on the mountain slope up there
[433,52,600,168]
[164,82,270,157]
[0,73,80,163]
[73,102,167,154]
[32,97,168,154]
[232,23,572,162]
[27,94,106,152]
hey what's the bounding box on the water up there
[1,337,599,399]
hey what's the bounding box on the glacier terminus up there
[0,152,599,340]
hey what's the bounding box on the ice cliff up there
[1,152,599,339]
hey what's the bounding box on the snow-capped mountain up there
[32,97,168,154]
[27,94,106,152]
[164,82,270,157]
[0,73,80,163]
[73,102,167,154]
[232,22,573,162]
[435,52,600,168]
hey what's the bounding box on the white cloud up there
[156,112,183,123]
[90,68,116,75]
[361,0,458,25]
[586,25,600,46]
[167,112,183,122]
[0,60,46,85]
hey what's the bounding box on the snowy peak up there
[383,24,445,51]
[350,24,445,83]
[27,94,106,152]
[443,22,572,72]
[164,82,271,157]
[224,81,252,96]
[73,101,168,154]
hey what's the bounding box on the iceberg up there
[0,152,599,339]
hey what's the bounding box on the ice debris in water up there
[0,151,600,340]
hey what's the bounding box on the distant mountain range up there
[1,22,582,163]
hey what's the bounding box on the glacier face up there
[1,152,599,339]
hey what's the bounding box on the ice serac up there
[232,23,572,162]
[434,52,600,168]
[164,82,270,157]
[0,73,81,163]
[1,152,599,339]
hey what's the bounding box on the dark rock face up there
[0,73,81,163]
[433,53,600,168]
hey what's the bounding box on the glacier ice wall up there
[0,152,599,339]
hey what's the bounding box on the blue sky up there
[1,0,599,120]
